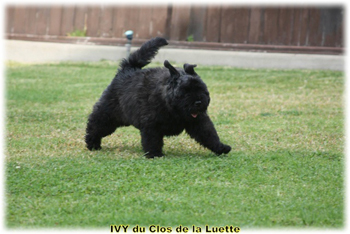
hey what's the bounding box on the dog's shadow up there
[97,144,226,159]
[100,145,142,155]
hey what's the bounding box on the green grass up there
[67,29,87,37]
[5,61,344,229]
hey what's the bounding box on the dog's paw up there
[215,144,231,155]
[144,152,164,159]
[221,144,231,154]
[87,144,102,151]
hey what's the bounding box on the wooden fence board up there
[13,6,27,34]
[335,16,344,47]
[6,6,15,33]
[248,8,262,44]
[5,5,344,49]
[87,6,101,37]
[205,6,221,42]
[231,8,250,43]
[26,7,38,34]
[299,9,310,46]
[151,6,168,38]
[308,8,322,46]
[36,7,50,35]
[291,8,301,46]
[112,6,127,38]
[170,6,191,41]
[278,8,293,45]
[263,8,280,45]
[124,7,141,38]
[187,5,207,42]
[138,7,153,39]
[60,7,75,36]
[321,8,343,47]
[48,6,62,35]
[99,6,113,37]
[220,6,235,43]
[74,5,88,32]
[291,8,309,46]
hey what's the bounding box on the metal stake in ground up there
[124,30,134,58]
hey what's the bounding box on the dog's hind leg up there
[85,106,124,151]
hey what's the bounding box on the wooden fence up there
[6,5,344,52]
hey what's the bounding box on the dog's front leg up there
[140,128,164,158]
[185,114,231,155]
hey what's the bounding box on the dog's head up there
[164,60,210,120]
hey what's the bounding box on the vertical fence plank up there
[13,6,28,34]
[61,6,75,36]
[232,8,250,43]
[74,5,88,32]
[187,5,207,42]
[163,5,173,39]
[26,7,37,34]
[124,6,140,38]
[48,6,62,35]
[291,8,301,46]
[299,9,310,46]
[170,6,191,41]
[138,6,153,39]
[220,6,235,43]
[335,13,344,47]
[308,8,322,46]
[248,8,262,44]
[6,6,15,33]
[205,5,221,42]
[151,6,168,38]
[258,8,265,44]
[112,6,127,38]
[263,8,279,45]
[99,5,113,37]
[322,8,343,47]
[322,9,335,47]
[220,7,251,44]
[87,6,101,37]
[278,8,294,45]
[36,7,50,35]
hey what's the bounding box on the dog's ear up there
[183,63,197,75]
[164,60,180,80]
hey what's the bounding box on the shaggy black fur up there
[85,37,231,158]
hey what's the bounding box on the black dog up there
[85,37,231,158]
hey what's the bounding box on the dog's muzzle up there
[191,101,206,118]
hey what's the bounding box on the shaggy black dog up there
[85,37,231,158]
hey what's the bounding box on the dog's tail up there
[120,37,168,70]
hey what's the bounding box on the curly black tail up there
[120,37,168,70]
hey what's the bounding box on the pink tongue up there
[191,113,198,118]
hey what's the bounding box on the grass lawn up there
[5,61,344,229]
